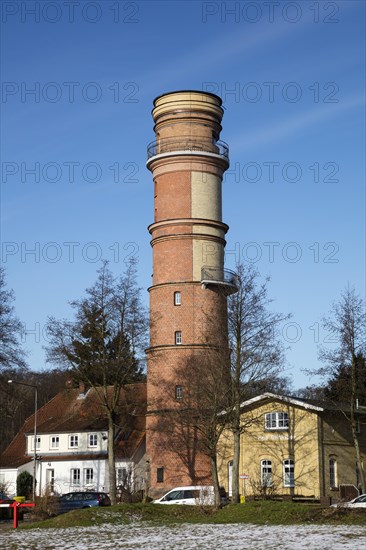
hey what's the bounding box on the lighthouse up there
[146,91,236,497]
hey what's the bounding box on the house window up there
[50,436,59,449]
[175,385,183,400]
[157,467,164,483]
[175,331,182,345]
[31,436,41,451]
[84,468,94,485]
[265,412,289,430]
[88,434,98,447]
[356,418,361,434]
[69,435,79,448]
[329,458,337,489]
[174,291,181,305]
[283,459,295,487]
[71,468,80,485]
[261,460,272,487]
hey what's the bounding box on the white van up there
[153,485,215,506]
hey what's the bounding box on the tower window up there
[175,331,182,345]
[157,467,164,483]
[174,291,181,305]
[175,385,183,400]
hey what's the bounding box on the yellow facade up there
[218,394,366,500]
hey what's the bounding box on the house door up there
[46,469,55,494]
[228,461,233,497]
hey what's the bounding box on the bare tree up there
[227,263,290,503]
[168,350,232,509]
[0,267,26,371]
[315,286,366,493]
[0,267,28,451]
[45,260,148,503]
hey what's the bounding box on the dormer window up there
[50,436,59,449]
[31,436,41,451]
[265,412,289,430]
[69,435,79,448]
[88,434,98,447]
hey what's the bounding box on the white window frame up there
[88,433,98,447]
[175,385,183,400]
[329,457,338,489]
[50,435,59,449]
[175,331,182,345]
[261,459,272,487]
[174,291,181,306]
[283,459,295,487]
[31,436,41,451]
[69,434,79,448]
[265,411,289,430]
[71,468,80,486]
[84,468,94,485]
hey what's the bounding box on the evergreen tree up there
[46,260,148,503]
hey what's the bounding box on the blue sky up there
[1,0,365,389]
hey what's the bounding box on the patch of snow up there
[1,523,366,549]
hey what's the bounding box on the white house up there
[0,383,146,498]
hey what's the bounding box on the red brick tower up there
[146,91,236,497]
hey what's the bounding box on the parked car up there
[153,486,215,506]
[331,494,366,508]
[0,491,14,504]
[55,492,111,514]
[0,492,15,520]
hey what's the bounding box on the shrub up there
[17,471,33,500]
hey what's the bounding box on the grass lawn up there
[22,501,366,530]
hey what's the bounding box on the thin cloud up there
[229,93,365,153]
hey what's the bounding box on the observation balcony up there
[146,138,229,168]
[201,266,238,295]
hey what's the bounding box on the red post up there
[10,502,36,528]
[12,502,19,529]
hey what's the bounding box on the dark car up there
[0,492,14,520]
[0,491,14,504]
[56,492,111,514]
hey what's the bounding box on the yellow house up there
[218,393,366,502]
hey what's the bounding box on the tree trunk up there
[231,344,241,504]
[210,455,221,509]
[351,353,365,493]
[107,414,117,504]
[232,426,241,503]
[352,424,365,493]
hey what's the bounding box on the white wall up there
[26,431,108,456]
[38,458,108,496]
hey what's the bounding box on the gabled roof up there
[0,383,147,469]
[239,393,324,412]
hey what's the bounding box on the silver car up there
[331,494,366,508]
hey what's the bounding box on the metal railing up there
[147,138,229,161]
[201,266,238,289]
